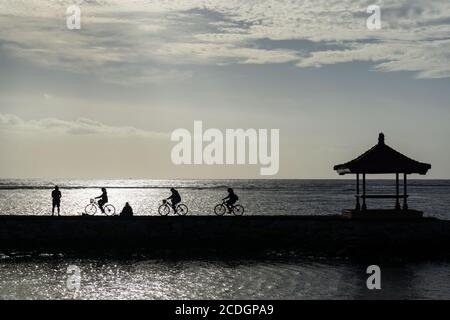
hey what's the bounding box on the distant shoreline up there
[1,178,450,181]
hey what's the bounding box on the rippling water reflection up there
[1,256,449,299]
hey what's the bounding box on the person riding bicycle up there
[223,188,239,213]
[167,188,181,213]
[95,188,108,213]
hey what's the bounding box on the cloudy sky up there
[0,0,449,179]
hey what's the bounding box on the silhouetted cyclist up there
[223,188,239,213]
[95,188,108,213]
[51,185,62,216]
[167,188,181,213]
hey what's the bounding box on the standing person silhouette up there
[51,185,62,216]
[223,188,239,213]
[95,188,108,213]
[167,188,181,213]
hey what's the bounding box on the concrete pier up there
[1,215,450,258]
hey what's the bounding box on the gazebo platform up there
[342,209,423,220]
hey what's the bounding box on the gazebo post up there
[362,173,367,210]
[355,173,360,211]
[395,173,401,210]
[403,173,408,210]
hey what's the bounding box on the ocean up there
[1,179,450,299]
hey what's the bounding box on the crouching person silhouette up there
[120,202,133,217]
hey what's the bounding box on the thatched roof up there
[334,133,431,175]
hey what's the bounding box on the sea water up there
[0,179,449,299]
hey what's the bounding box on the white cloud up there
[0,113,166,138]
[297,40,450,79]
[0,0,449,80]
[155,42,299,65]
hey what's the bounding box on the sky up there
[0,0,449,179]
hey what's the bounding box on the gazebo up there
[334,133,431,218]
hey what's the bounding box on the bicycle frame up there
[159,199,188,216]
[162,200,176,213]
[222,200,238,209]
[91,199,108,208]
[85,199,115,216]
[215,200,244,216]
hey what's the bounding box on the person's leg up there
[98,200,105,213]
[226,200,233,213]
[52,203,55,215]
[57,202,60,216]
[172,200,180,213]
[228,200,237,212]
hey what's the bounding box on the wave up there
[0,179,449,191]
[0,185,269,191]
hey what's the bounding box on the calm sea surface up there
[1,179,449,299]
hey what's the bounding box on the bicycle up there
[214,200,245,216]
[84,198,116,216]
[158,199,188,216]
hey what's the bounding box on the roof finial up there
[378,132,385,145]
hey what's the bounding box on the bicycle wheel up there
[85,204,97,215]
[233,205,244,216]
[214,204,226,216]
[177,204,188,216]
[158,204,170,216]
[104,204,116,216]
